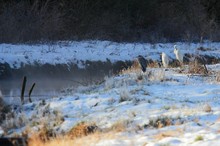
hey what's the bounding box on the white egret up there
[161,52,169,68]
[174,45,183,64]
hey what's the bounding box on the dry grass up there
[28,129,117,146]
[203,104,212,113]
[147,61,160,68]
[28,122,100,146]
[119,88,132,103]
[216,72,220,82]
[68,122,97,138]
[27,118,139,146]
[169,60,182,68]
[146,116,186,129]
[107,120,128,132]
[28,119,130,146]
[153,129,183,140]
[148,117,173,129]
[119,59,167,83]
[194,135,204,141]
[120,60,161,75]
[148,69,165,82]
[120,60,142,74]
[188,60,208,75]
[0,97,11,124]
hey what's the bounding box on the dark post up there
[21,76,27,105]
[28,83,36,103]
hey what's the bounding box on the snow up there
[0,41,220,68]
[6,66,220,145]
[1,41,220,145]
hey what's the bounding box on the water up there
[0,60,124,105]
[0,77,77,105]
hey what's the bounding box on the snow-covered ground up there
[0,41,220,68]
[2,66,220,146]
[1,41,220,146]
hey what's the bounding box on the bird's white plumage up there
[174,45,183,63]
[162,52,169,68]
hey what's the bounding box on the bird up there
[173,45,183,64]
[137,55,147,72]
[161,52,169,68]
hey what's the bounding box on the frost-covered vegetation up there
[1,58,220,145]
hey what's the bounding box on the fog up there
[0,60,129,105]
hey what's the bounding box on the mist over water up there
[0,77,78,105]
[0,60,132,105]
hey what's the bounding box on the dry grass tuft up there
[28,122,99,146]
[154,129,183,140]
[0,98,11,124]
[38,125,57,142]
[119,88,132,103]
[216,72,220,82]
[148,69,165,82]
[147,61,160,68]
[194,135,204,141]
[120,60,161,75]
[120,60,142,74]
[188,60,208,75]
[108,120,127,132]
[146,116,185,129]
[203,104,212,113]
[169,60,182,68]
[28,129,117,146]
[68,122,98,138]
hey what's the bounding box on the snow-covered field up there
[1,41,220,146]
[0,41,220,68]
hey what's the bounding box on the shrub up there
[0,98,11,124]
[68,122,98,138]
[119,88,132,103]
[203,104,212,112]
[188,60,208,75]
[145,116,185,129]
[148,69,165,82]
[216,72,220,82]
[195,135,204,141]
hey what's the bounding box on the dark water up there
[0,77,79,105]
[0,60,133,105]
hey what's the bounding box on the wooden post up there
[28,83,36,103]
[21,76,27,105]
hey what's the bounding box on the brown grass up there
[188,60,208,75]
[27,120,129,146]
[147,61,160,68]
[28,130,117,146]
[216,72,220,82]
[169,60,182,68]
[68,122,97,138]
[203,104,212,113]
[107,120,127,132]
[153,129,183,140]
[120,60,142,74]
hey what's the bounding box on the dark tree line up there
[0,0,219,43]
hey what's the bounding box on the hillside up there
[0,41,220,145]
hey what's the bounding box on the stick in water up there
[28,83,36,103]
[21,76,27,105]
